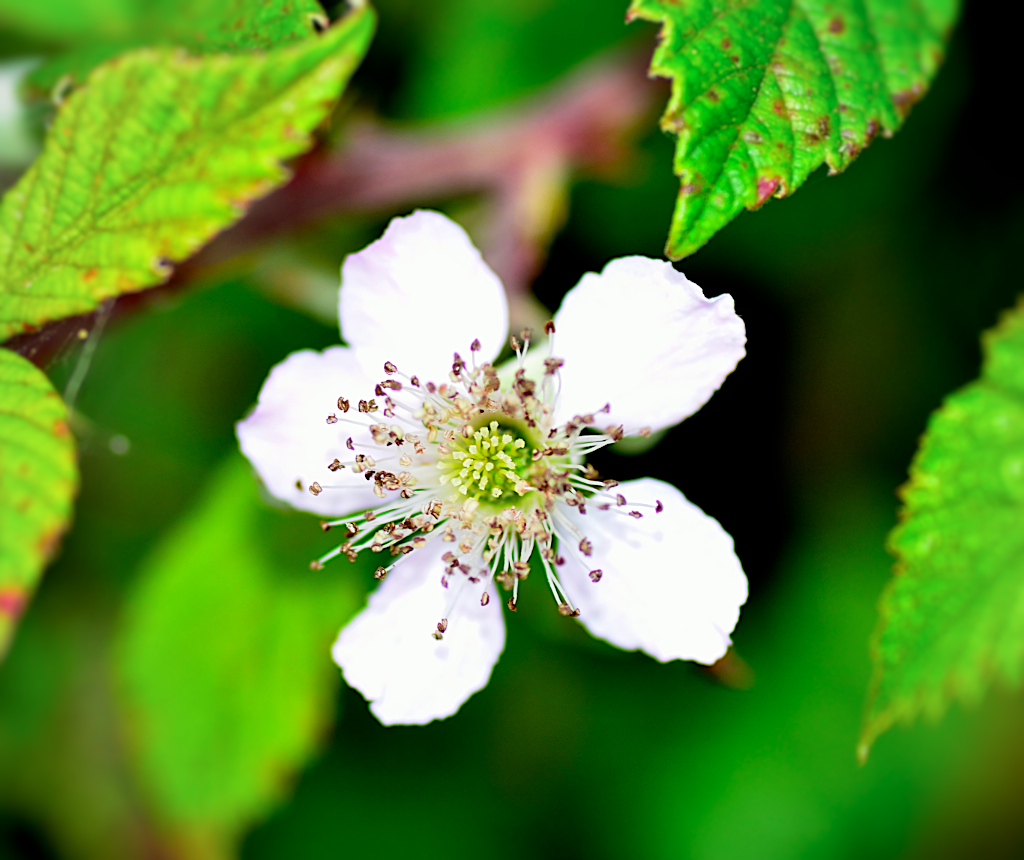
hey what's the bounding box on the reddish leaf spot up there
[828,16,844,33]
[53,419,70,438]
[772,99,787,117]
[0,589,26,619]
[83,268,98,282]
[892,84,925,117]
[707,90,720,103]
[721,37,731,49]
[754,177,780,208]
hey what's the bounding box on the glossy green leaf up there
[117,454,359,842]
[0,5,374,342]
[0,348,77,660]
[861,299,1024,759]
[629,0,959,259]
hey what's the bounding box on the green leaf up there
[0,348,77,660]
[861,299,1024,760]
[0,0,326,49]
[629,0,960,259]
[16,0,331,99]
[0,5,374,342]
[117,453,360,845]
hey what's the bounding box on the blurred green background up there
[3,0,1023,858]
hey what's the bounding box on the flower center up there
[438,418,536,505]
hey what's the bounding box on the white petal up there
[236,347,383,516]
[332,540,506,725]
[339,210,509,384]
[558,478,747,664]
[552,257,745,434]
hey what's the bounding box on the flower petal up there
[552,257,745,434]
[339,210,509,384]
[559,478,747,664]
[236,347,383,516]
[332,540,506,725]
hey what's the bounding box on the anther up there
[326,414,338,424]
[507,597,517,612]
[471,339,481,352]
[557,603,580,617]
[480,592,490,606]
[374,566,387,580]
[544,358,564,375]
[616,494,626,506]
[629,510,643,519]
[375,384,385,397]
[309,482,323,496]
[328,459,343,471]
[437,618,448,633]
[337,397,350,412]
[309,560,325,570]
[320,521,331,532]
[384,361,398,375]
[655,500,664,513]
[510,335,520,351]
[544,320,556,335]
[346,437,355,450]
[589,569,603,582]
[432,630,444,640]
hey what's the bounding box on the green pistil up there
[439,420,535,505]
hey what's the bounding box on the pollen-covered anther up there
[579,538,593,557]
[309,560,325,571]
[480,591,490,606]
[655,500,664,513]
[589,569,603,582]
[326,413,338,424]
[320,521,331,532]
[471,338,481,352]
[629,510,643,519]
[384,361,398,375]
[374,566,387,580]
[309,482,322,496]
[328,459,343,471]
[507,598,517,612]
[513,561,530,579]
[337,397,350,412]
[543,358,564,375]
[436,618,448,633]
[605,425,624,442]
[557,603,580,617]
[346,437,355,450]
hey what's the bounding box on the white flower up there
[237,210,748,726]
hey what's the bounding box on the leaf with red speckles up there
[0,5,374,342]
[630,0,960,258]
[860,298,1024,760]
[0,347,78,660]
